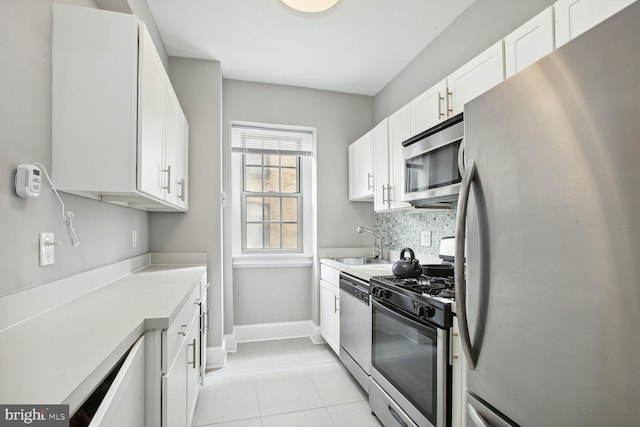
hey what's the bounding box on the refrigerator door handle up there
[467,403,490,427]
[458,138,466,175]
[455,159,477,369]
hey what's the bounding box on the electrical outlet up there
[420,230,432,247]
[40,232,56,266]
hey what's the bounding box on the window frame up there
[241,153,303,253]
[230,121,315,268]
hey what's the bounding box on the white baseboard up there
[206,346,227,369]
[233,320,320,343]
[206,320,323,369]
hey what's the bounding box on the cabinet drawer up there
[165,287,200,368]
[320,264,340,287]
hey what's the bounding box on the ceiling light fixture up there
[280,0,340,13]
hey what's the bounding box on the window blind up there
[232,125,313,156]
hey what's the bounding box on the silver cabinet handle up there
[455,159,477,370]
[468,403,490,427]
[178,178,185,201]
[179,323,189,336]
[367,172,373,191]
[187,338,197,369]
[381,185,387,204]
[447,89,454,115]
[334,295,339,313]
[438,93,445,119]
[161,165,172,193]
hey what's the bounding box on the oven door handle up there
[455,159,477,370]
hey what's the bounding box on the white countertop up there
[0,263,206,411]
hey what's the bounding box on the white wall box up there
[554,0,636,47]
[52,4,189,211]
[320,264,340,354]
[348,131,374,201]
[504,6,556,78]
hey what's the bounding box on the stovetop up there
[370,273,455,329]
[379,275,455,300]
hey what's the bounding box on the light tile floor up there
[192,338,382,427]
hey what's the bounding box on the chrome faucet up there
[357,226,383,259]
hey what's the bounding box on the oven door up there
[370,299,449,427]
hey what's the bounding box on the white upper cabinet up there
[409,42,504,141]
[52,4,189,212]
[372,119,390,212]
[504,6,555,78]
[387,105,412,211]
[447,41,505,116]
[348,131,374,201]
[555,0,636,47]
[410,79,448,136]
[373,112,412,212]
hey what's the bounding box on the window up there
[232,124,314,256]
[243,153,301,251]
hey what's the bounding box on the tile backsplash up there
[375,209,456,256]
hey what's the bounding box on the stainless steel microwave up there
[402,113,464,207]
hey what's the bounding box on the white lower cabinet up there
[164,307,200,427]
[89,336,146,427]
[451,317,467,427]
[320,280,340,355]
[320,264,341,355]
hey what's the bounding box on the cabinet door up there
[137,23,166,200]
[90,336,145,427]
[504,6,555,78]
[163,352,187,427]
[372,119,390,212]
[387,105,413,210]
[554,0,636,47]
[410,79,448,135]
[186,309,201,426]
[348,131,374,201]
[447,41,505,115]
[320,280,340,355]
[451,317,467,427]
[162,86,187,209]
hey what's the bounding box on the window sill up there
[232,253,313,269]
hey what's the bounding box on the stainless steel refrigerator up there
[454,2,640,426]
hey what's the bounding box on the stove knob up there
[382,290,393,299]
[417,305,436,319]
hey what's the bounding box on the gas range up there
[369,273,455,329]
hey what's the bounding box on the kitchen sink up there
[331,257,390,265]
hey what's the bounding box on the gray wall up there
[0,0,148,297]
[149,57,223,346]
[222,79,375,328]
[374,0,556,122]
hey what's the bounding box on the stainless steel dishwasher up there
[339,273,371,392]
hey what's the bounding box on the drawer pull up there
[187,338,197,369]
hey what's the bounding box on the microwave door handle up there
[455,159,477,370]
[467,404,490,427]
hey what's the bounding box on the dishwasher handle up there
[339,274,370,304]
